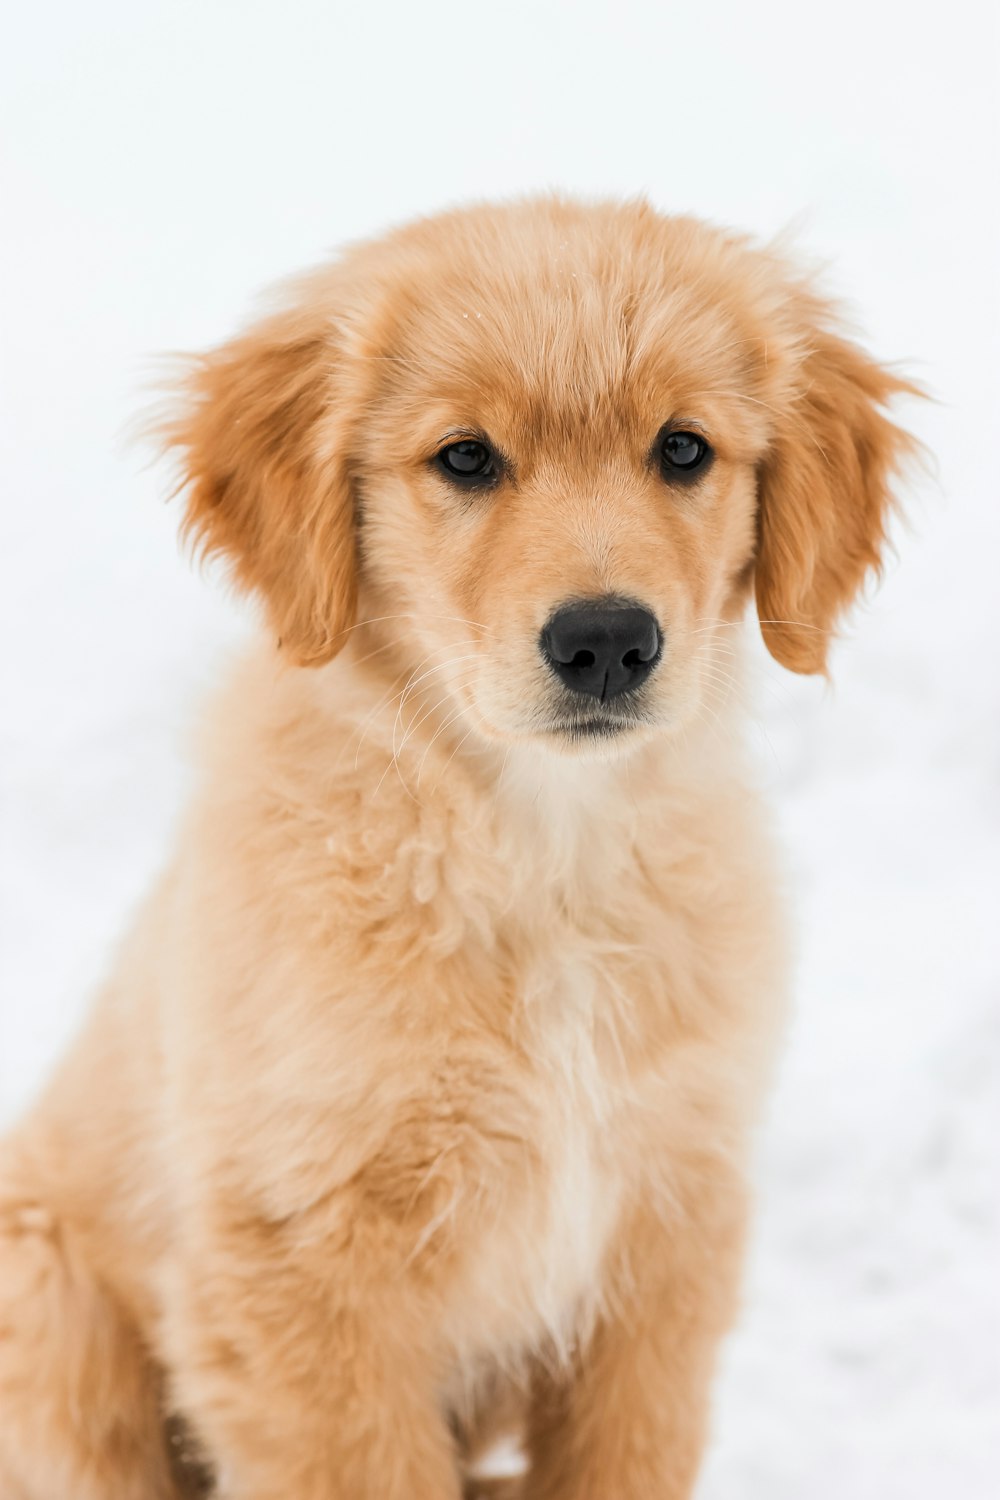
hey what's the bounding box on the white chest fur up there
[443,943,630,1380]
[412,735,777,1383]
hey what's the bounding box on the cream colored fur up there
[0,197,917,1500]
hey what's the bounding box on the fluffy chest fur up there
[441,948,626,1372]
[406,751,782,1359]
[166,656,785,1381]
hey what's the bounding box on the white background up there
[1,2,998,1495]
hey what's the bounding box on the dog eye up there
[436,440,497,485]
[659,429,712,477]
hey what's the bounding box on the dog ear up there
[162,314,358,666]
[755,299,921,675]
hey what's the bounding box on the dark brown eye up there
[659,429,712,477]
[436,439,496,485]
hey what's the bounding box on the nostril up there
[540,597,663,701]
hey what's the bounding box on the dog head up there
[164,198,918,755]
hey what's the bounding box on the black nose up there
[540,598,661,701]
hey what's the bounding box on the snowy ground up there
[2,2,998,1495]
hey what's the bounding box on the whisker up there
[372,665,483,803]
[416,702,476,787]
[685,388,830,463]
[341,641,474,770]
[688,616,824,637]
[320,610,497,654]
[344,633,470,678]
[490,744,514,821]
[393,655,482,759]
[688,696,730,757]
[395,668,480,764]
[397,652,482,711]
[431,723,481,794]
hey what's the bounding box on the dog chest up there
[446,951,630,1365]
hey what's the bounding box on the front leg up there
[163,1199,463,1500]
[526,1164,749,1500]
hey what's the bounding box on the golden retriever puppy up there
[0,198,917,1500]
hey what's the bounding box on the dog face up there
[167,199,917,755]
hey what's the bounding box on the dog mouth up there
[468,681,657,747]
[554,718,633,739]
[540,706,651,740]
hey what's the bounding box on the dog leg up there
[524,1166,749,1500]
[0,1150,177,1500]
[455,1372,527,1500]
[164,1223,464,1500]
[464,1478,526,1500]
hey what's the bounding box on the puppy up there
[0,198,917,1500]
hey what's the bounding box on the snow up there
[1,2,997,1494]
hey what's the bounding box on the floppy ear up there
[755,305,920,674]
[163,317,357,666]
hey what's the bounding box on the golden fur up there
[0,198,917,1499]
